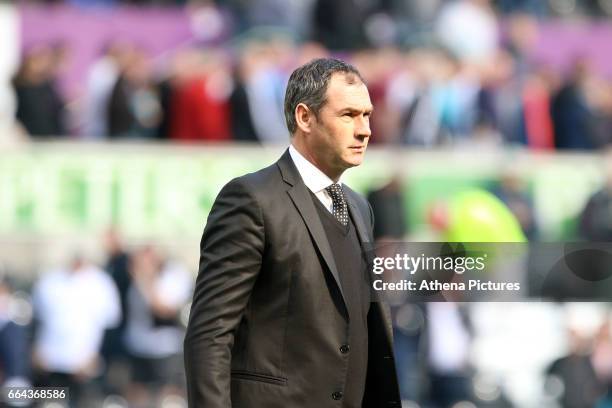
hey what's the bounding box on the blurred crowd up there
[389,302,612,408]
[4,0,612,149]
[3,246,612,407]
[0,230,192,407]
[4,0,612,407]
[366,176,612,408]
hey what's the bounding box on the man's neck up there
[290,142,343,182]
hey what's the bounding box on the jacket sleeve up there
[184,177,265,408]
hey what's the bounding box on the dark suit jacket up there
[184,150,401,407]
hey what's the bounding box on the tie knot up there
[326,183,344,202]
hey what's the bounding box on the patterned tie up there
[325,183,349,226]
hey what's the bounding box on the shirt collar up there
[288,144,341,194]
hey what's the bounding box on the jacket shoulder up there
[219,161,282,200]
[344,184,369,210]
[344,184,373,226]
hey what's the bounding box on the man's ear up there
[295,103,313,133]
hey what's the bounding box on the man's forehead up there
[325,73,372,110]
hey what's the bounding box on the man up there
[184,58,400,407]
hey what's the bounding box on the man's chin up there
[343,157,364,168]
[351,151,367,164]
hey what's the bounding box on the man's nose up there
[355,117,371,140]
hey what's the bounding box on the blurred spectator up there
[155,75,174,140]
[500,14,553,149]
[167,49,232,142]
[187,0,232,45]
[431,50,481,141]
[593,320,612,407]
[391,302,426,404]
[435,0,499,63]
[425,302,473,407]
[123,246,191,406]
[546,328,604,408]
[367,175,408,240]
[228,39,324,143]
[496,0,549,16]
[13,44,67,138]
[0,274,30,389]
[492,171,537,240]
[32,256,120,405]
[385,50,441,146]
[100,228,132,394]
[503,13,540,76]
[361,0,438,48]
[551,60,607,150]
[227,43,263,142]
[477,49,526,145]
[83,41,135,139]
[522,70,555,149]
[108,48,162,139]
[579,149,612,241]
[0,3,21,145]
[351,47,403,144]
[228,0,312,39]
[240,38,291,144]
[312,0,370,50]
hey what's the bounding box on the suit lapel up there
[346,198,370,248]
[277,150,348,315]
[346,195,376,271]
[346,193,395,348]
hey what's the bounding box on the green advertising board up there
[0,144,603,241]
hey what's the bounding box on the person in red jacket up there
[168,50,231,142]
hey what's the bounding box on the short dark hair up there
[284,58,363,135]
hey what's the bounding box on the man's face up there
[308,73,373,178]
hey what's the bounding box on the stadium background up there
[1,0,612,407]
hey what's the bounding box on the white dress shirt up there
[289,144,342,214]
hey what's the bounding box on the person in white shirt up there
[32,256,121,404]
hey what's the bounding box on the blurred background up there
[2,0,612,406]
